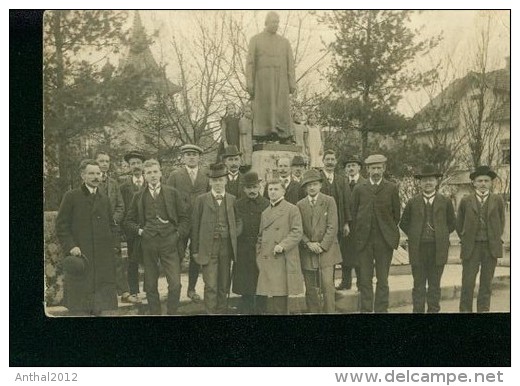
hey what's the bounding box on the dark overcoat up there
[55,184,117,312]
[319,171,352,233]
[343,175,366,265]
[232,195,270,295]
[256,200,304,296]
[399,193,456,265]
[351,179,401,251]
[297,194,342,270]
[456,193,505,259]
[191,192,242,265]
[99,176,124,246]
[226,174,245,200]
[264,178,304,204]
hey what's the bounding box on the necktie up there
[189,169,196,184]
[135,178,142,188]
[478,194,488,207]
[349,180,356,190]
[423,195,434,205]
[328,176,333,184]
[150,186,158,199]
[284,178,289,188]
[310,198,316,207]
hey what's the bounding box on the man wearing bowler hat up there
[351,154,401,312]
[221,145,245,199]
[337,154,365,290]
[120,150,147,302]
[400,165,456,313]
[232,171,270,313]
[457,165,505,312]
[166,144,209,303]
[191,163,242,314]
[56,159,118,315]
[297,169,342,313]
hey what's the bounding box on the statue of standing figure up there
[246,11,296,145]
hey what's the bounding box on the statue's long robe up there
[246,31,296,139]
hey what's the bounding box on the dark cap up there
[221,145,242,159]
[207,163,229,179]
[414,164,443,179]
[124,150,146,163]
[180,144,203,154]
[300,169,323,188]
[469,165,497,180]
[343,155,363,167]
[291,155,306,166]
[243,171,261,187]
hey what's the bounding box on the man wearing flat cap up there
[232,172,270,313]
[457,165,505,312]
[337,155,365,290]
[297,169,342,313]
[400,165,456,313]
[191,163,242,314]
[120,150,147,302]
[351,154,401,313]
[166,144,209,303]
[221,145,245,199]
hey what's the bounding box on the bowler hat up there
[124,150,146,163]
[181,144,203,154]
[364,154,387,165]
[414,164,443,179]
[343,155,363,167]
[469,165,497,180]
[300,169,323,188]
[62,254,89,277]
[207,163,229,179]
[243,171,261,187]
[291,155,306,166]
[221,145,242,159]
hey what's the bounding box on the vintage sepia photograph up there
[42,10,510,318]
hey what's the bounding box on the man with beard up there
[297,169,341,313]
[119,150,147,303]
[55,159,118,315]
[337,155,365,290]
[166,144,209,303]
[351,154,400,313]
[124,159,190,315]
[400,165,456,313]
[222,145,244,199]
[232,172,270,314]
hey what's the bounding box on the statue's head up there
[265,11,280,34]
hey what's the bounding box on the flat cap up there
[180,144,203,154]
[364,154,387,165]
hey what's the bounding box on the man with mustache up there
[351,154,401,313]
[222,145,245,199]
[265,156,305,204]
[457,166,505,312]
[400,165,456,313]
[55,159,118,315]
[232,171,270,314]
[119,150,147,303]
[124,159,190,315]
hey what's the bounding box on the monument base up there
[251,144,302,184]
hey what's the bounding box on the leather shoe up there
[187,290,202,303]
[335,282,352,291]
[121,293,142,304]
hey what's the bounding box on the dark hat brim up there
[124,152,146,163]
[301,176,323,187]
[469,170,497,180]
[414,173,443,179]
[207,170,229,179]
[343,159,363,167]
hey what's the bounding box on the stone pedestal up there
[251,143,302,184]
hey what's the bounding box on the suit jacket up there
[343,175,367,262]
[55,185,117,311]
[263,177,304,204]
[351,179,401,251]
[297,194,342,269]
[191,192,242,265]
[256,199,304,296]
[456,193,505,259]
[166,166,210,208]
[124,185,191,240]
[320,171,352,230]
[226,173,245,199]
[400,193,456,265]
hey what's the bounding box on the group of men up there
[55,144,506,315]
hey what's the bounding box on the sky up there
[125,10,509,117]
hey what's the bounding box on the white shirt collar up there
[85,185,97,194]
[292,175,301,183]
[270,196,285,207]
[148,183,161,194]
[349,174,359,183]
[308,193,320,203]
[323,170,334,179]
[186,165,198,173]
[132,175,144,185]
[370,177,382,186]
[211,190,225,199]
